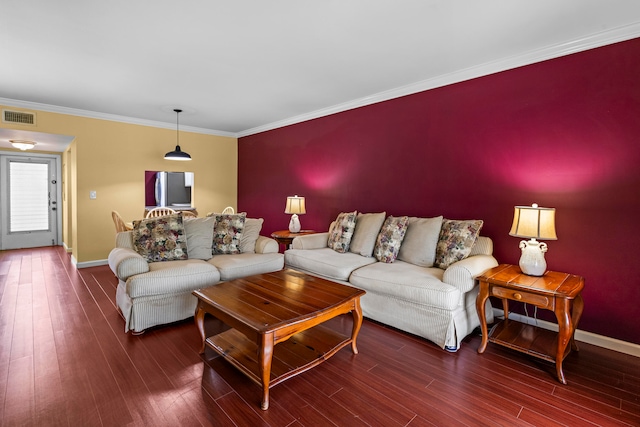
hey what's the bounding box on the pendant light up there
[164,108,191,161]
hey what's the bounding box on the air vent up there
[2,109,36,126]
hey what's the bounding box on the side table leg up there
[554,298,573,385]
[476,282,489,353]
[195,306,206,354]
[350,298,363,354]
[259,333,274,410]
[570,294,584,352]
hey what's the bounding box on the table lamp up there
[509,203,557,276]
[285,195,306,233]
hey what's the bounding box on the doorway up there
[0,153,62,249]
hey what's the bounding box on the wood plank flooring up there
[1,246,639,426]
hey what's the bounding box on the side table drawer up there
[492,286,551,308]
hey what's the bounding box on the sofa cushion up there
[183,216,214,260]
[131,213,188,262]
[213,213,246,254]
[285,247,377,281]
[349,212,386,257]
[208,252,284,281]
[240,218,264,254]
[349,261,461,311]
[127,259,220,298]
[435,219,484,269]
[116,231,135,251]
[397,216,443,267]
[373,215,409,263]
[327,211,358,253]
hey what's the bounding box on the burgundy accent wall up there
[239,37,640,345]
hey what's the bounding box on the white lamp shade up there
[509,205,557,240]
[285,196,306,215]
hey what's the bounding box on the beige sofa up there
[108,215,283,333]
[284,212,498,351]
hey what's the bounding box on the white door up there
[0,154,59,249]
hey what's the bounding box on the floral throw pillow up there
[373,216,409,263]
[132,213,188,262]
[434,219,484,269]
[212,213,246,254]
[327,211,358,253]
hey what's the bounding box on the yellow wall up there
[1,104,238,263]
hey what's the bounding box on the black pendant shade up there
[164,109,192,161]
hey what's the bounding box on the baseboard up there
[493,308,640,358]
[72,258,109,269]
[62,241,72,253]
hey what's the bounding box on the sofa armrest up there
[108,248,149,281]
[291,232,329,249]
[255,235,279,254]
[442,254,499,293]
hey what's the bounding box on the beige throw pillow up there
[183,216,215,260]
[349,212,386,257]
[240,218,264,253]
[397,216,443,267]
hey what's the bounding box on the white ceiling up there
[2,0,640,151]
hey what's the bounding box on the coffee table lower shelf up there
[205,323,352,390]
[488,319,571,364]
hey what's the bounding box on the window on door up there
[9,161,50,232]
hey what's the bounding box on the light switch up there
[90,191,97,199]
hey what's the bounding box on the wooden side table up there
[270,230,316,252]
[476,264,584,384]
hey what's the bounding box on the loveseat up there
[284,212,498,351]
[108,213,283,333]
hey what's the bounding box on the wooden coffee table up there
[193,269,365,410]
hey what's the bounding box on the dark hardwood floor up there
[1,246,639,426]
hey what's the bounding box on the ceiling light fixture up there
[10,140,36,151]
[164,109,191,161]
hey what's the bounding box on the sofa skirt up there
[359,286,493,351]
[117,280,200,333]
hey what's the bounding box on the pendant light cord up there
[174,108,182,147]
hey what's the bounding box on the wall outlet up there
[89,191,97,199]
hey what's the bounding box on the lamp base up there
[288,214,301,233]
[518,239,548,276]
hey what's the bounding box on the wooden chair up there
[112,211,132,233]
[205,207,235,217]
[145,207,177,218]
[181,211,197,218]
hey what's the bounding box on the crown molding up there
[238,21,640,138]
[0,97,237,138]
